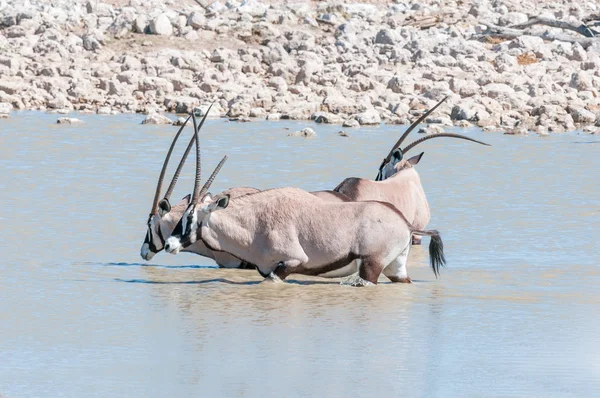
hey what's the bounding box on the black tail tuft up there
[427,230,446,278]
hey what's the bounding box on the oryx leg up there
[272,260,299,280]
[357,257,385,285]
[411,235,422,245]
[383,243,412,283]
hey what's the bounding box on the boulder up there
[355,109,381,125]
[570,108,597,124]
[57,117,84,124]
[418,124,445,134]
[0,102,12,114]
[375,28,399,45]
[142,113,173,124]
[150,14,173,36]
[187,12,205,29]
[288,127,316,138]
[342,118,360,128]
[570,72,594,91]
[173,117,188,126]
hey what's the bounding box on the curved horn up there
[401,133,491,154]
[191,104,214,204]
[384,96,450,163]
[149,115,191,216]
[196,155,228,203]
[163,106,213,200]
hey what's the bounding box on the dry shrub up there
[517,53,538,65]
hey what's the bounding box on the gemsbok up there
[141,108,351,269]
[334,96,490,244]
[164,122,447,286]
[140,109,260,268]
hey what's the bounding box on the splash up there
[340,274,374,287]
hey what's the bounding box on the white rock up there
[418,124,445,134]
[266,113,281,120]
[426,116,453,126]
[570,72,594,91]
[57,117,84,124]
[142,113,173,124]
[342,118,360,128]
[387,77,414,94]
[570,108,597,124]
[134,15,148,33]
[97,106,112,115]
[238,0,267,17]
[483,83,515,99]
[288,127,316,138]
[355,109,381,125]
[173,117,188,126]
[150,14,173,36]
[0,102,12,114]
[188,12,205,29]
[498,12,529,26]
[494,53,518,73]
[375,29,399,45]
[312,112,342,124]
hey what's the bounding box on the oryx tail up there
[412,229,446,278]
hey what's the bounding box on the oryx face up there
[165,194,228,254]
[140,196,190,260]
[379,149,404,180]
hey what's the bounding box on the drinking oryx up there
[164,119,447,286]
[141,109,351,269]
[140,109,260,268]
[334,96,490,244]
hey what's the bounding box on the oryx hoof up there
[388,276,412,284]
[261,272,283,284]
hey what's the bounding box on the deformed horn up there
[163,106,213,201]
[196,155,228,203]
[150,115,191,217]
[401,133,491,154]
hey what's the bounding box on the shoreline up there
[2,0,600,135]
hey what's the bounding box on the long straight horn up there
[401,133,491,154]
[150,115,191,216]
[196,155,228,204]
[163,107,213,201]
[384,96,449,163]
[191,104,214,203]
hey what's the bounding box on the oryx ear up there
[216,195,230,209]
[158,199,171,217]
[407,152,424,166]
[392,148,403,161]
[178,194,191,207]
[201,192,213,205]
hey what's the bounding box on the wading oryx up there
[140,109,261,267]
[164,124,447,286]
[335,96,490,244]
[141,109,351,269]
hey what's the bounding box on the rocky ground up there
[2,0,600,134]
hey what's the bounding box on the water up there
[1,111,599,397]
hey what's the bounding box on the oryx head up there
[376,96,490,181]
[141,106,213,260]
[164,116,229,254]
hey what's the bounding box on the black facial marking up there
[393,149,403,161]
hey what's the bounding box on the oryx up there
[164,122,447,286]
[334,96,490,244]
[140,109,260,268]
[141,108,351,269]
